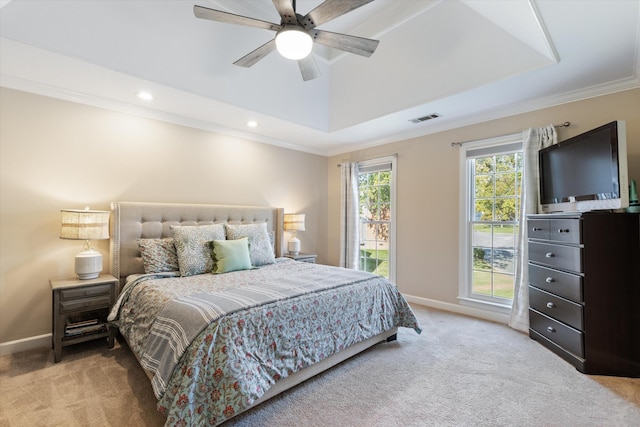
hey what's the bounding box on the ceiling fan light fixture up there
[275,26,313,60]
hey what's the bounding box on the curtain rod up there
[336,153,398,167]
[450,122,571,148]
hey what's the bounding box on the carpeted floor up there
[1,305,638,426]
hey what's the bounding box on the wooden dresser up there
[527,212,640,377]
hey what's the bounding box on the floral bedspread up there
[109,259,421,426]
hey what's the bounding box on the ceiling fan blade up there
[233,39,277,68]
[194,5,281,32]
[312,30,379,57]
[301,0,374,29]
[298,55,320,81]
[272,0,297,25]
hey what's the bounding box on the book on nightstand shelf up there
[66,318,98,328]
[65,324,106,337]
[64,318,106,337]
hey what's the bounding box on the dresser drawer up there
[61,295,112,313]
[530,309,584,357]
[528,218,582,244]
[548,219,582,244]
[60,284,112,300]
[528,264,582,302]
[529,219,550,240]
[528,241,582,273]
[529,286,583,330]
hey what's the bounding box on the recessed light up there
[246,120,258,128]
[137,91,154,101]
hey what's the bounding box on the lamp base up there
[288,237,301,256]
[75,249,102,280]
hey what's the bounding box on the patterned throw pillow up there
[225,223,276,267]
[208,237,253,274]
[137,238,179,274]
[170,224,226,276]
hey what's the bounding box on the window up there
[357,157,396,283]
[459,137,522,309]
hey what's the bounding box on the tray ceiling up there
[1,0,638,155]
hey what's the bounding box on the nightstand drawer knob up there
[546,302,556,309]
[545,277,555,283]
[545,252,555,258]
[546,326,556,333]
[558,228,570,233]
[532,227,543,231]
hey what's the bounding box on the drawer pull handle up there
[545,252,555,258]
[545,277,555,283]
[532,227,543,231]
[558,228,570,233]
[546,326,556,333]
[546,302,556,309]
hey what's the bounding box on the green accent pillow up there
[209,237,252,274]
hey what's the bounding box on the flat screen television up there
[538,120,629,213]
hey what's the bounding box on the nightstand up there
[285,253,317,263]
[50,274,117,362]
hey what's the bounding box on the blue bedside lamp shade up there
[283,213,305,256]
[60,208,110,279]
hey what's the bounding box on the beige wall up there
[2,86,638,349]
[0,87,328,345]
[328,88,640,305]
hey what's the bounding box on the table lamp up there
[60,207,110,279]
[283,213,305,256]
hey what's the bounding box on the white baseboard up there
[0,333,51,356]
[403,294,510,325]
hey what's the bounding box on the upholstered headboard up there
[109,201,284,291]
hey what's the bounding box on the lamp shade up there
[283,213,306,231]
[60,208,110,280]
[60,209,110,240]
[284,213,305,256]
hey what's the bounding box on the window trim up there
[358,156,397,284]
[458,134,522,311]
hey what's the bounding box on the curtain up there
[340,162,360,269]
[509,125,557,332]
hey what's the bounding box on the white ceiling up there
[1,0,639,156]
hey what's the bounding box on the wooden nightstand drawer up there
[61,284,112,300]
[61,295,112,313]
[285,253,317,263]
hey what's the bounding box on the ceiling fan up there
[194,0,380,81]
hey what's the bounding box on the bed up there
[107,201,421,426]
